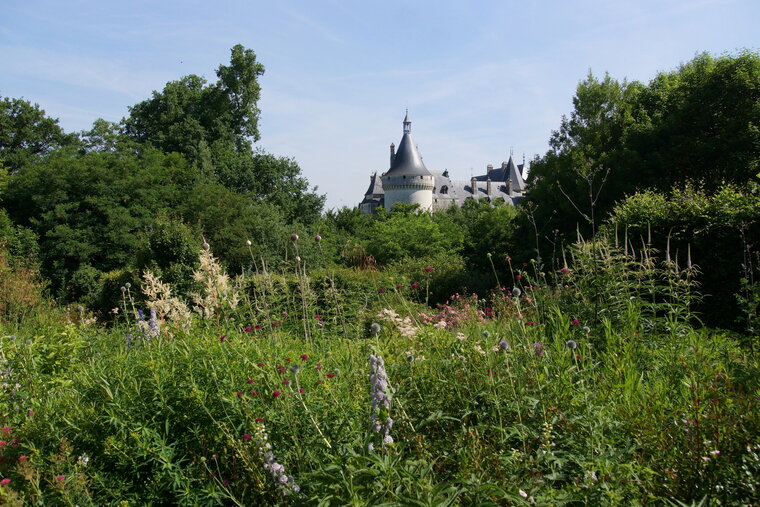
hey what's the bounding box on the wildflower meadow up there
[0,233,757,506]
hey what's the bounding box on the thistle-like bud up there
[290,233,299,242]
[370,322,381,335]
[314,235,322,242]
[202,241,210,251]
[566,339,578,350]
[246,239,252,246]
[124,282,131,289]
[512,287,521,298]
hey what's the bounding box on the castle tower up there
[381,111,434,211]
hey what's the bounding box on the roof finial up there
[403,109,411,134]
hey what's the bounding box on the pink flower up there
[560,268,569,274]
[247,378,254,384]
[300,354,309,361]
[18,456,28,462]
[0,478,9,487]
[242,433,252,441]
[244,326,252,333]
[424,267,434,273]
[515,275,523,280]
[1,426,11,434]
[411,283,420,290]
[273,390,281,398]
[254,325,263,330]
[326,374,335,378]
[0,441,6,447]
[257,362,264,367]
[237,391,244,398]
[56,475,65,483]
[314,314,321,320]
[250,391,258,396]
[284,357,291,363]
[396,284,404,290]
[299,388,305,394]
[572,319,581,325]
[255,417,263,423]
[315,363,323,370]
[378,288,386,294]
[277,365,286,373]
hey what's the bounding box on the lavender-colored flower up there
[251,423,299,496]
[499,338,509,351]
[369,354,394,448]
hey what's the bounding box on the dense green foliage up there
[525,51,759,244]
[0,239,756,505]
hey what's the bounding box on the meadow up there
[0,235,757,506]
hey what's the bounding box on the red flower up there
[285,357,291,363]
[0,441,6,447]
[282,379,290,386]
[277,365,286,373]
[2,427,11,434]
[244,326,252,333]
[254,325,262,330]
[250,391,258,396]
[424,267,434,273]
[396,284,404,290]
[378,288,386,294]
[56,475,65,483]
[515,275,522,280]
[273,390,281,398]
[326,373,335,378]
[271,321,281,327]
[572,319,581,325]
[237,391,244,398]
[576,354,582,360]
[247,378,254,384]
[242,433,252,441]
[18,456,27,462]
[255,417,263,423]
[299,388,305,394]
[411,283,420,290]
[314,314,321,320]
[560,268,569,274]
[315,363,323,370]
[300,354,309,361]
[1,478,9,487]
[257,362,264,367]
[522,262,528,267]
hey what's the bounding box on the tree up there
[0,96,77,172]
[123,44,324,223]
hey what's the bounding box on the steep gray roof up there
[505,155,526,193]
[385,114,432,177]
[363,172,384,196]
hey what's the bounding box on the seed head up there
[512,287,521,298]
[246,239,252,246]
[566,339,578,350]
[370,322,381,335]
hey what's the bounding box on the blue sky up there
[2,0,758,209]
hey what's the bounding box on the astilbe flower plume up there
[369,354,394,448]
[249,422,300,495]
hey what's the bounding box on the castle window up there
[440,185,448,194]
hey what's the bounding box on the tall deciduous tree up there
[0,96,77,172]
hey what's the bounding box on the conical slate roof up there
[384,114,431,177]
[505,155,526,193]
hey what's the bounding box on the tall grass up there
[0,237,757,505]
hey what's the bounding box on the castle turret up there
[381,111,434,212]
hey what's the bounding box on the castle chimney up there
[487,164,493,177]
[486,178,492,195]
[506,177,512,195]
[471,176,478,195]
[390,143,395,165]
